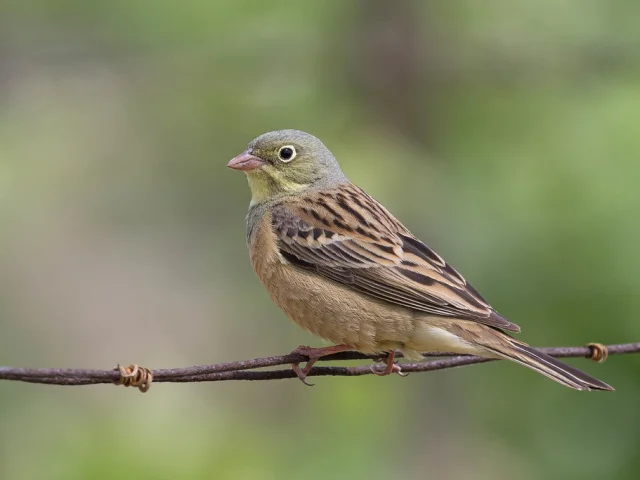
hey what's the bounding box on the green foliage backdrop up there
[1,1,639,479]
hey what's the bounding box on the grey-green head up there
[228,129,347,205]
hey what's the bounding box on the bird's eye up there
[278,145,297,162]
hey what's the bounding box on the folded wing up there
[271,184,520,333]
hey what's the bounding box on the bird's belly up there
[252,249,486,358]
[257,261,417,355]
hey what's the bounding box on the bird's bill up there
[227,151,266,171]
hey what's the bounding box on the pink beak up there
[227,151,265,171]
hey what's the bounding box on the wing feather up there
[271,184,520,333]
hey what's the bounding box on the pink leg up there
[290,344,352,386]
[370,351,409,377]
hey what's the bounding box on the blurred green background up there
[1,1,639,479]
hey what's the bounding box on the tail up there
[484,337,614,391]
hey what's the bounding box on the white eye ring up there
[278,145,297,163]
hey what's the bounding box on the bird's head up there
[228,129,347,205]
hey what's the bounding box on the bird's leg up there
[370,351,408,377]
[290,344,352,386]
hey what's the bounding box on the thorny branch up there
[1,342,638,392]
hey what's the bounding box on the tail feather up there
[485,339,614,391]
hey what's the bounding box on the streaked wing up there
[271,183,520,333]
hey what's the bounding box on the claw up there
[288,344,351,386]
[300,377,315,387]
[369,351,408,378]
[291,362,315,386]
[370,362,408,377]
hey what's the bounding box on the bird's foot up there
[370,363,407,377]
[369,351,409,377]
[289,344,351,386]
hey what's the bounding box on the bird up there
[227,129,613,391]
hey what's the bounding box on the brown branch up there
[1,342,638,390]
